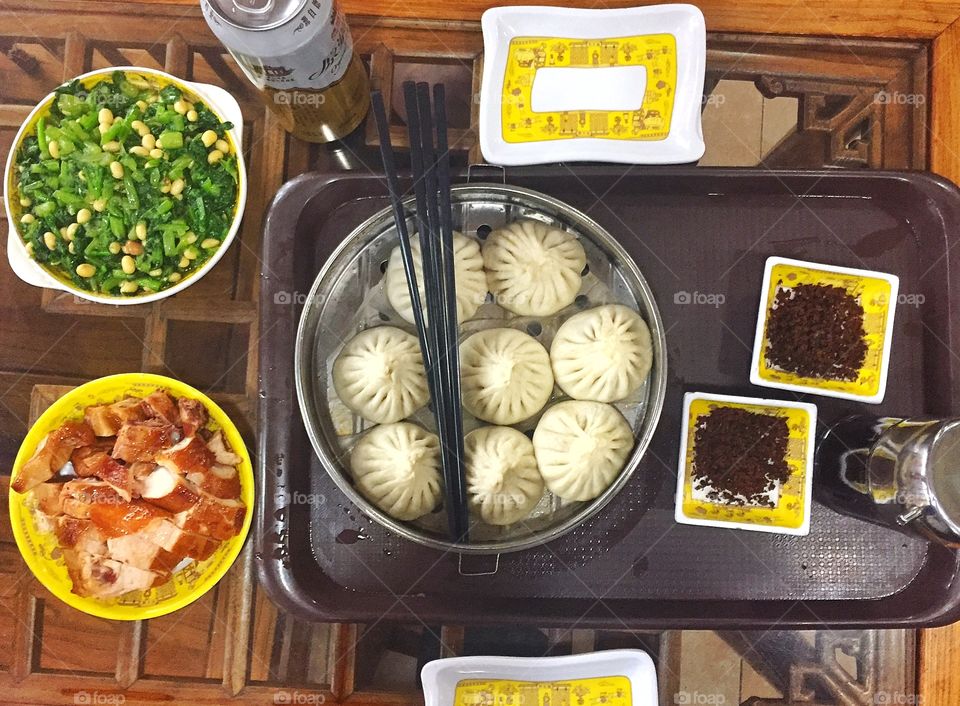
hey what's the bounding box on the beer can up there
[202,0,370,142]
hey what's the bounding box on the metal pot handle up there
[466,163,506,184]
[458,553,500,576]
[896,506,926,526]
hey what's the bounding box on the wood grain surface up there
[920,19,960,703]
[122,0,960,39]
[1,0,959,703]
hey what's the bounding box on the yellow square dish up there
[674,392,816,535]
[750,256,899,403]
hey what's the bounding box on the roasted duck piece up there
[13,389,246,599]
[12,420,94,493]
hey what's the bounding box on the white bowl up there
[422,650,658,704]
[479,4,706,165]
[3,66,247,305]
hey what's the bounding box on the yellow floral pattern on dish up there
[455,676,632,706]
[757,262,893,397]
[501,34,677,143]
[681,399,810,530]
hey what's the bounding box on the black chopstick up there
[432,83,468,541]
[373,88,465,541]
[397,81,470,542]
[370,90,432,373]
[413,81,470,543]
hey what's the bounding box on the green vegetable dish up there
[11,70,240,296]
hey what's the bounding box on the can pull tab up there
[458,553,500,576]
[897,506,926,525]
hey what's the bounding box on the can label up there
[204,0,353,91]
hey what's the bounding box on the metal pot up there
[294,183,667,554]
[817,415,960,546]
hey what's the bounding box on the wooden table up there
[0,0,958,703]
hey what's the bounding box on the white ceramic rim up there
[479,3,706,166]
[421,649,658,705]
[749,256,900,403]
[673,391,817,536]
[3,65,247,305]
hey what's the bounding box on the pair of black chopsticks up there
[371,82,469,543]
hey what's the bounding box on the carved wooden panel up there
[0,1,926,704]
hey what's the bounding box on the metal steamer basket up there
[294,183,667,555]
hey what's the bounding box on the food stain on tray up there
[501,34,677,143]
[454,676,633,706]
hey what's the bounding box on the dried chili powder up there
[692,406,790,506]
[765,282,867,381]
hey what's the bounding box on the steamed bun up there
[483,220,586,316]
[533,401,634,502]
[349,422,442,521]
[332,326,429,424]
[384,231,487,325]
[551,304,653,402]
[465,426,544,525]
[460,328,554,425]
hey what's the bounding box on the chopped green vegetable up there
[12,71,240,296]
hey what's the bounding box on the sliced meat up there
[187,463,242,500]
[60,479,171,536]
[55,517,108,555]
[89,496,171,538]
[142,391,179,425]
[130,462,156,486]
[97,459,135,502]
[177,397,208,437]
[106,533,181,576]
[139,466,202,513]
[156,436,214,476]
[68,448,134,500]
[140,518,220,561]
[62,549,159,598]
[70,440,116,477]
[32,482,64,516]
[174,495,246,541]
[12,421,96,493]
[206,430,241,466]
[112,420,177,463]
[84,398,145,437]
[60,479,123,520]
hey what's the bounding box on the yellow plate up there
[8,373,254,620]
[674,392,816,535]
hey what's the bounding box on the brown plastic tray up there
[256,167,960,628]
